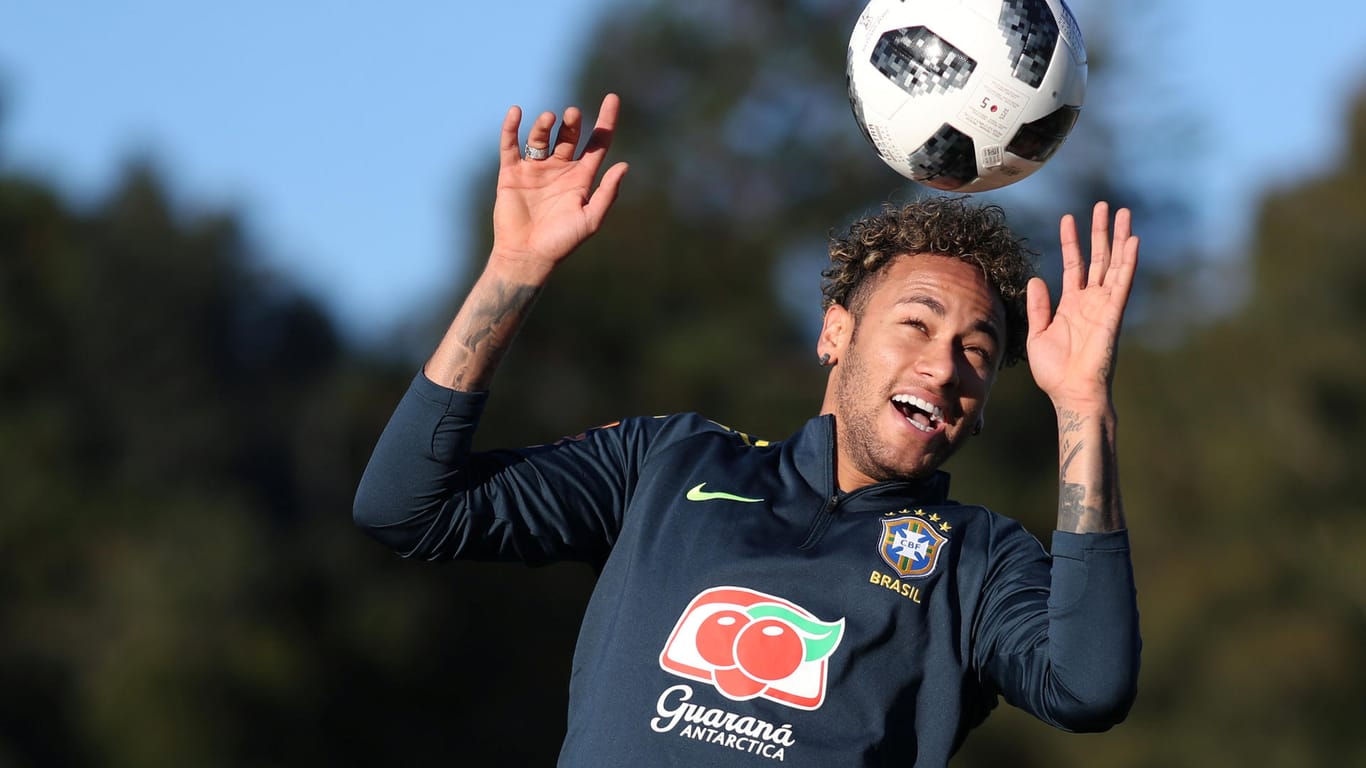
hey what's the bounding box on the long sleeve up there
[352,372,644,565]
[972,527,1141,733]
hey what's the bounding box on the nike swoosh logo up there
[686,483,765,504]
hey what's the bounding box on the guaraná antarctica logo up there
[659,586,845,710]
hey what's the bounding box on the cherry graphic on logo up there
[712,666,768,700]
[661,588,848,709]
[695,609,749,667]
[694,610,806,700]
[734,618,804,682]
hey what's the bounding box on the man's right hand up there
[490,93,629,282]
[425,94,628,392]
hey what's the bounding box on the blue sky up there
[3,1,1364,344]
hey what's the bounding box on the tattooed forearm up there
[1057,409,1096,531]
[448,281,541,389]
[1055,406,1125,533]
[1060,408,1085,440]
[1058,480,1088,531]
[426,273,545,392]
[1059,431,1084,476]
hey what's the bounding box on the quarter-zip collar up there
[785,413,953,509]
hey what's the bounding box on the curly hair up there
[821,196,1038,367]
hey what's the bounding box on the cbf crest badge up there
[878,514,948,578]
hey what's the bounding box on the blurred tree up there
[1119,85,1366,767]
[957,85,1366,768]
[0,162,500,766]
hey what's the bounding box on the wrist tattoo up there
[451,281,541,389]
[1058,480,1088,531]
[1055,407,1123,532]
[1058,416,1093,530]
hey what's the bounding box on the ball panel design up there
[846,46,877,146]
[998,0,1060,88]
[870,26,977,99]
[1005,103,1079,161]
[908,124,978,191]
[1055,0,1087,67]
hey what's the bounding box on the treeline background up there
[3,1,1365,766]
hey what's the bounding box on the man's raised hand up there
[491,93,629,279]
[1025,201,1139,414]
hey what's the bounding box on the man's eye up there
[965,346,995,365]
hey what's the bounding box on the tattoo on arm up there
[1058,481,1087,531]
[448,280,542,391]
[1055,407,1123,533]
[1058,432,1090,531]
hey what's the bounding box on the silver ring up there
[524,144,550,160]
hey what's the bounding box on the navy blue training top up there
[354,373,1141,767]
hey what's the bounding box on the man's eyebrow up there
[896,294,1002,346]
[972,318,1003,348]
[896,294,946,315]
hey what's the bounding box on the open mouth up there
[891,394,944,434]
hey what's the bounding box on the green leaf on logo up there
[745,603,845,662]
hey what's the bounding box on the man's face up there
[818,253,1006,490]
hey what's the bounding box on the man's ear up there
[817,304,853,365]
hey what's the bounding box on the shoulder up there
[616,412,778,447]
[544,412,777,459]
[940,502,1051,570]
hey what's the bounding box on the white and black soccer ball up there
[847,0,1087,192]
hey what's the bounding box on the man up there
[354,94,1140,766]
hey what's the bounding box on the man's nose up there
[916,340,960,388]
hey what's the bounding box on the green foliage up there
[0,160,619,765]
[1,165,420,766]
[954,88,1366,768]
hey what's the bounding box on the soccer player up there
[354,94,1141,766]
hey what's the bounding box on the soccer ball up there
[846,0,1087,192]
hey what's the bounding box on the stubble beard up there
[832,346,951,486]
